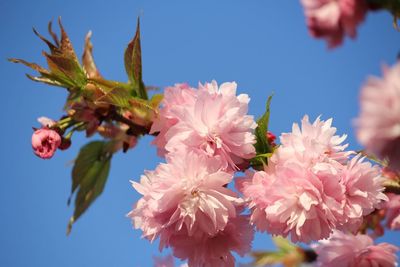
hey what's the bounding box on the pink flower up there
[169,214,254,267]
[235,170,275,233]
[355,62,400,171]
[237,116,386,243]
[274,115,351,165]
[150,83,196,156]
[385,193,400,230]
[128,152,242,245]
[242,163,345,243]
[339,155,387,232]
[301,0,367,48]
[155,81,256,170]
[31,128,61,159]
[314,230,399,267]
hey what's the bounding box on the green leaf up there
[273,236,297,253]
[44,53,86,87]
[251,251,286,266]
[250,237,304,267]
[67,141,113,234]
[26,74,65,87]
[89,77,133,94]
[12,21,86,90]
[149,93,164,108]
[95,86,131,108]
[251,94,273,169]
[57,17,80,64]
[124,18,148,100]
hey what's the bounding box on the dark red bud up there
[266,131,277,146]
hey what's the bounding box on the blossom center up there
[201,133,223,156]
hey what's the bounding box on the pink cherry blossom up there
[273,115,351,165]
[339,155,387,232]
[31,128,62,159]
[169,213,254,267]
[355,62,400,171]
[314,230,398,267]
[128,152,242,246]
[301,0,367,48]
[240,163,345,243]
[150,83,196,156]
[152,81,256,170]
[385,193,400,230]
[235,170,275,233]
[238,116,386,243]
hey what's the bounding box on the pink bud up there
[31,128,62,159]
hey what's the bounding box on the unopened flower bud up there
[31,128,61,159]
[266,131,276,146]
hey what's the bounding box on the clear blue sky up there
[1,0,399,266]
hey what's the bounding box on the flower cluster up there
[238,116,387,243]
[314,230,398,266]
[130,81,256,266]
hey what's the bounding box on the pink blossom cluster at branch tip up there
[131,81,256,266]
[314,230,399,267]
[150,81,256,171]
[355,61,400,171]
[32,117,62,159]
[237,116,387,243]
[301,0,367,48]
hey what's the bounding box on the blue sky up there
[1,0,400,266]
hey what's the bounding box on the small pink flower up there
[128,152,242,245]
[314,230,399,267]
[169,213,254,267]
[301,0,367,48]
[276,115,351,164]
[154,81,256,170]
[339,155,387,232]
[385,193,400,230]
[31,128,61,159]
[150,83,196,156]
[355,62,400,171]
